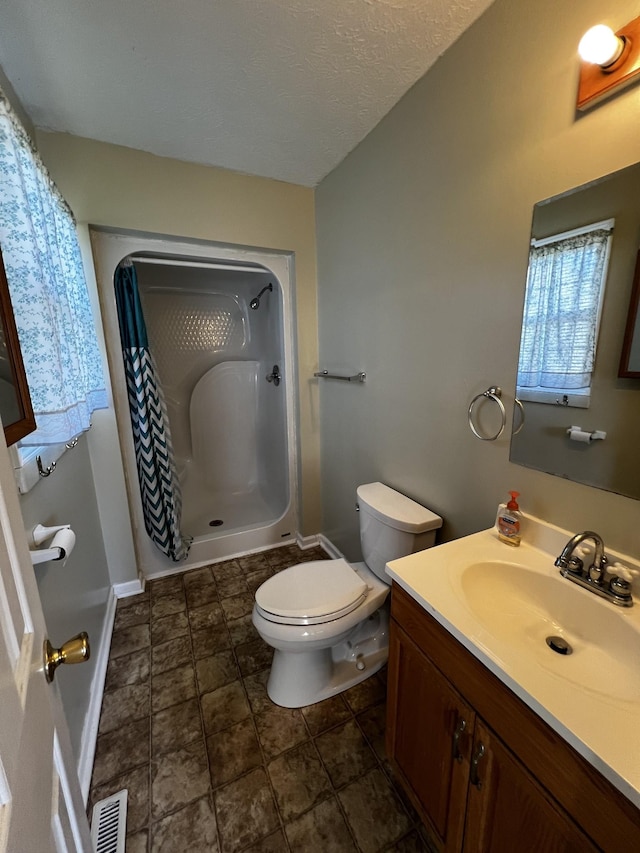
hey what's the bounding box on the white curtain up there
[0,89,107,444]
[517,229,611,391]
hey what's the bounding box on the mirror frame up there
[0,245,36,445]
[618,248,640,378]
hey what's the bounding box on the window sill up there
[517,388,590,409]
[9,442,69,494]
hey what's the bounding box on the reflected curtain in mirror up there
[618,250,640,378]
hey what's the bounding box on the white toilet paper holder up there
[566,425,607,443]
[29,523,75,565]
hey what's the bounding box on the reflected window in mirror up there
[517,219,613,410]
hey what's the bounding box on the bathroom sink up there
[386,517,640,807]
[459,560,640,702]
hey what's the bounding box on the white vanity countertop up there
[386,514,640,809]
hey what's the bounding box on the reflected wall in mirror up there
[0,245,36,445]
[618,249,640,377]
[511,162,640,500]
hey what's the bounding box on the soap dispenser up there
[496,491,522,546]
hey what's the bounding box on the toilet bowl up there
[252,482,442,708]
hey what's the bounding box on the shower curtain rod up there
[132,257,270,275]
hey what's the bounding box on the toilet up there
[252,482,442,708]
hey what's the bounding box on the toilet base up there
[265,607,389,708]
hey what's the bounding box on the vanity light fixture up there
[577,16,640,109]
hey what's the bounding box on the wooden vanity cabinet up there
[386,583,640,853]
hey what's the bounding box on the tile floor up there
[88,544,433,853]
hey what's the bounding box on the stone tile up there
[151,663,196,713]
[191,624,232,660]
[243,669,273,716]
[338,768,411,853]
[357,702,387,762]
[216,575,248,598]
[285,797,357,853]
[201,680,251,735]
[114,598,150,631]
[110,623,150,660]
[151,634,192,676]
[152,698,203,756]
[237,552,271,573]
[185,578,219,610]
[196,650,238,694]
[151,593,186,621]
[298,546,330,563]
[125,830,149,853]
[189,601,225,632]
[301,694,351,736]
[245,567,273,593]
[242,831,287,853]
[388,830,434,852]
[206,717,262,788]
[105,648,150,692]
[227,613,259,647]
[183,565,215,591]
[91,717,150,787]
[212,560,243,583]
[91,765,149,835]
[149,574,183,599]
[316,719,377,788]
[150,796,218,853]
[151,611,190,645]
[254,705,307,760]
[98,682,150,734]
[150,741,210,822]
[267,741,332,822]
[214,767,279,853]
[344,673,387,714]
[235,639,272,677]
[220,591,254,622]
[264,544,301,569]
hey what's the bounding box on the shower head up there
[250,283,273,310]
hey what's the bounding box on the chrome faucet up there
[554,531,633,607]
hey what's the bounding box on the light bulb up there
[578,24,624,67]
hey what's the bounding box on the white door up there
[0,431,92,853]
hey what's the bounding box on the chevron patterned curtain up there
[114,263,189,562]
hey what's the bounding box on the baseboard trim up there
[77,589,117,802]
[316,534,343,560]
[113,577,145,598]
[296,532,320,550]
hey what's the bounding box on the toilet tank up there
[356,482,443,583]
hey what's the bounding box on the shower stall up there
[91,231,297,577]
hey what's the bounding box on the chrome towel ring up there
[468,386,506,441]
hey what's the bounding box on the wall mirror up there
[0,245,36,445]
[510,161,640,500]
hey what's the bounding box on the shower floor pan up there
[181,477,285,539]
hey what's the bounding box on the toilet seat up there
[255,559,368,626]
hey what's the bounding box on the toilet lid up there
[255,559,368,624]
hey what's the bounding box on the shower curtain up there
[114,263,189,562]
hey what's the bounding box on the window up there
[516,219,613,409]
[0,89,107,489]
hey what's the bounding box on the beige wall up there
[35,132,322,536]
[315,0,640,559]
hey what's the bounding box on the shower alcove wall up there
[91,230,298,578]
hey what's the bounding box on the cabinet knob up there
[451,717,467,762]
[470,742,486,789]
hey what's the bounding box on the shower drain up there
[209,519,224,527]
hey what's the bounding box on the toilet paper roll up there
[50,528,76,564]
[567,427,592,443]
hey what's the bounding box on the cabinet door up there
[463,720,597,853]
[387,622,475,852]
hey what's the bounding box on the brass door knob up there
[43,632,90,683]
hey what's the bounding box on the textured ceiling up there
[0,0,494,186]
